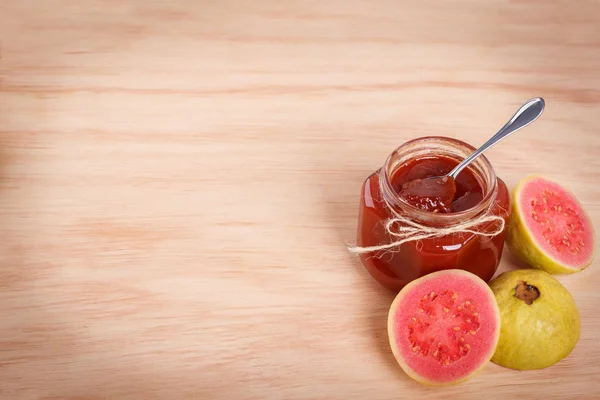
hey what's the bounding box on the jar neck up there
[379,136,498,227]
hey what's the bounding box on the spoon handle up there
[448,97,545,179]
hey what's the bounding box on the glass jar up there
[355,136,511,292]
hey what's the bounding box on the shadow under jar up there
[356,137,511,292]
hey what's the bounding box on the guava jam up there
[356,151,510,292]
[396,156,483,213]
[398,175,456,213]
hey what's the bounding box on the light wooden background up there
[1,1,599,399]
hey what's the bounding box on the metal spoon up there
[399,97,545,207]
[447,97,545,180]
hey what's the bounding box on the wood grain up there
[1,1,599,399]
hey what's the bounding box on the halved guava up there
[507,175,595,274]
[387,269,501,386]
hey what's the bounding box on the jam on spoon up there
[399,175,457,213]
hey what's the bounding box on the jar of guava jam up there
[355,136,510,292]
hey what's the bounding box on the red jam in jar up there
[355,137,510,292]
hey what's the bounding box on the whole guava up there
[488,269,580,370]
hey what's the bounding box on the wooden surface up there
[1,1,599,399]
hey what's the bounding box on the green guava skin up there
[489,269,580,370]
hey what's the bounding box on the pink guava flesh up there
[518,177,594,268]
[389,271,500,384]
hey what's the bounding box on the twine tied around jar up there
[347,197,507,255]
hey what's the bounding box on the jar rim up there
[379,136,498,225]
